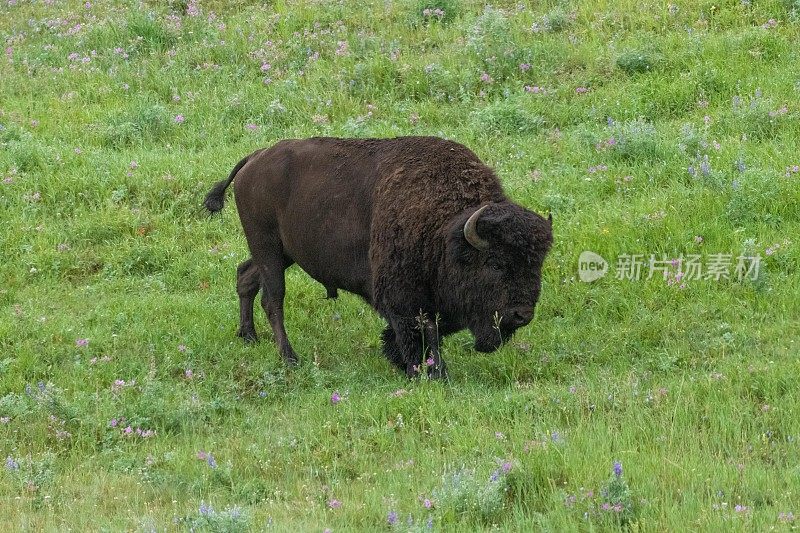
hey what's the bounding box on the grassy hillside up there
[2,0,799,530]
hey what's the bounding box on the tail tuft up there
[203,180,229,213]
[202,154,252,214]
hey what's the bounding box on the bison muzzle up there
[204,136,552,379]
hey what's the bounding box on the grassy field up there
[2,0,800,530]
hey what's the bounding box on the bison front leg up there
[236,259,260,342]
[257,262,299,366]
[385,315,448,380]
[381,326,407,373]
[422,319,447,380]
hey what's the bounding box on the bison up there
[204,136,552,379]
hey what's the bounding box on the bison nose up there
[506,307,533,329]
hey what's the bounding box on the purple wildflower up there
[331,391,341,404]
[613,461,622,477]
[186,0,200,17]
[174,114,185,124]
[761,18,778,29]
[76,338,89,347]
[699,155,711,176]
[328,498,342,509]
[422,7,445,19]
[5,456,19,471]
[387,511,398,525]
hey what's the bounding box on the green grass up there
[2,0,800,530]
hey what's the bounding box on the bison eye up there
[488,261,503,272]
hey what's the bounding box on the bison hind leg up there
[325,286,338,299]
[236,258,260,342]
[256,261,299,366]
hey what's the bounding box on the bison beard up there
[204,136,553,379]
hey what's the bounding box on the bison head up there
[442,202,553,352]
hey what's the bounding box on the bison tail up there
[203,154,251,213]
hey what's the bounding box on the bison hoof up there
[284,351,300,366]
[428,363,449,381]
[237,328,258,343]
[404,363,448,380]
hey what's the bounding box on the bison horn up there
[464,205,490,250]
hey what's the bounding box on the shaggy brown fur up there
[204,136,552,378]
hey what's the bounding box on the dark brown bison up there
[204,136,552,379]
